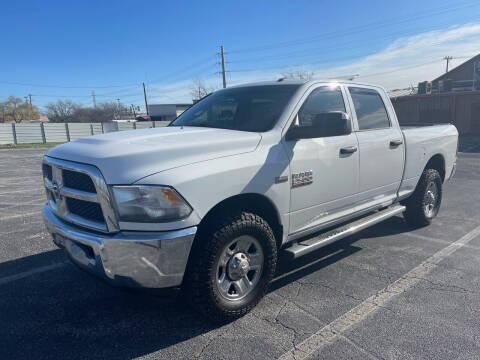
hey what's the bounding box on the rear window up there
[171,85,299,132]
[349,87,391,130]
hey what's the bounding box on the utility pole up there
[24,96,28,119]
[92,90,97,108]
[115,98,121,120]
[143,82,149,115]
[220,45,227,88]
[28,94,32,120]
[443,56,453,73]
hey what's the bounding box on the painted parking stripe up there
[1,210,42,221]
[404,231,480,251]
[279,224,480,360]
[0,188,41,195]
[0,262,68,286]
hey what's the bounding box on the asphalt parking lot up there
[1,148,480,360]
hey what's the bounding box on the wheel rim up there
[424,181,438,218]
[215,235,264,301]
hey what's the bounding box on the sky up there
[1,0,480,113]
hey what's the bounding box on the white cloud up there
[148,23,480,103]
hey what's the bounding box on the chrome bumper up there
[43,205,196,288]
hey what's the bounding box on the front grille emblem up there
[51,182,62,200]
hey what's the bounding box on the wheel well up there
[197,193,283,249]
[425,154,445,182]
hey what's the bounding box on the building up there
[147,103,191,122]
[391,53,480,135]
[433,53,480,90]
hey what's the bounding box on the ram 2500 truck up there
[42,80,458,320]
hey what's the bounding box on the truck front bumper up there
[43,205,196,288]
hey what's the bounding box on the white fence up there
[0,121,171,145]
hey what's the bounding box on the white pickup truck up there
[42,80,458,320]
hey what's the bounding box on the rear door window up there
[348,87,390,130]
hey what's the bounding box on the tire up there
[183,211,277,321]
[403,168,442,227]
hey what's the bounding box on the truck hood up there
[47,126,261,184]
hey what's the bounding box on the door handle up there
[390,139,403,147]
[340,146,358,155]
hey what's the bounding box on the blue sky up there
[2,0,480,112]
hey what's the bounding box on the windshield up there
[170,85,300,132]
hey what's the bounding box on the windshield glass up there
[170,85,300,132]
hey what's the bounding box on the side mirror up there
[286,112,351,141]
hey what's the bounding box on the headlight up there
[111,185,192,222]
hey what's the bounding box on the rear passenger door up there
[346,86,404,211]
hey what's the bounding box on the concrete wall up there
[0,121,170,145]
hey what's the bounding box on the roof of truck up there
[229,79,383,88]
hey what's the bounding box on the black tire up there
[183,211,277,321]
[403,168,442,227]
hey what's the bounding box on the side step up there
[284,204,406,259]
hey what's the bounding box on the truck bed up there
[399,124,458,199]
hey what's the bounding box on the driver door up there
[283,85,360,236]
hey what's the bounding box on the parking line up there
[1,210,42,221]
[0,188,42,195]
[404,231,480,251]
[278,224,480,360]
[0,262,68,286]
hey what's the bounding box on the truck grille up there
[42,163,52,181]
[42,157,119,233]
[62,169,96,193]
[66,198,105,223]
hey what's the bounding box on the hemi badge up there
[275,176,288,184]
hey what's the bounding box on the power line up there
[227,32,475,75]
[227,0,478,54]
[226,13,480,68]
[0,81,139,89]
[357,59,442,79]
[146,55,217,85]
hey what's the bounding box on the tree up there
[45,100,78,123]
[281,70,315,81]
[190,79,212,102]
[16,102,40,121]
[0,96,40,122]
[0,103,6,123]
[5,96,23,122]
[72,102,124,123]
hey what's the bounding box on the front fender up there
[135,141,291,238]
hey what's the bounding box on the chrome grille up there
[42,156,119,233]
[42,163,52,181]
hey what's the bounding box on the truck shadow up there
[0,217,413,360]
[270,215,415,292]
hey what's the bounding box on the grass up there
[0,142,63,149]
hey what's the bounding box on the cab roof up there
[229,79,383,89]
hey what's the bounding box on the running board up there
[284,204,406,259]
